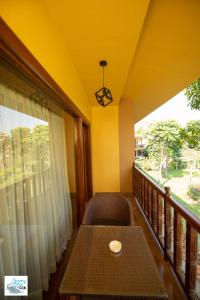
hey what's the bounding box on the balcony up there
[1,3,200,299]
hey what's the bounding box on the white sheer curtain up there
[0,82,73,299]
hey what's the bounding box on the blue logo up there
[4,276,28,296]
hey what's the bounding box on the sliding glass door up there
[0,82,72,299]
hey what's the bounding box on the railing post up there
[157,194,163,238]
[136,168,139,199]
[133,163,135,197]
[150,186,154,226]
[138,172,141,204]
[144,179,147,216]
[174,211,183,274]
[142,178,145,211]
[137,172,141,203]
[148,185,152,224]
[141,177,144,209]
[152,190,157,233]
[185,223,197,298]
[145,181,149,218]
[164,186,172,261]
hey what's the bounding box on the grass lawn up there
[167,169,186,178]
[143,167,200,220]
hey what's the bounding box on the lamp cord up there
[102,66,104,87]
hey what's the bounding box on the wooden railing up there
[133,163,200,300]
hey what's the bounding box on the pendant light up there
[95,60,113,107]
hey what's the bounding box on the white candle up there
[109,240,122,253]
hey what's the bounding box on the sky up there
[135,90,200,130]
[0,105,47,135]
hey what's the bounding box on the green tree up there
[11,127,32,174]
[185,120,200,150]
[11,127,31,151]
[32,125,49,168]
[146,120,183,181]
[0,132,12,183]
[32,125,49,144]
[182,121,200,182]
[185,78,200,110]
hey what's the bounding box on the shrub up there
[187,184,200,201]
[178,160,187,169]
[168,161,177,170]
[168,160,187,170]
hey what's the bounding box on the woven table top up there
[59,225,168,299]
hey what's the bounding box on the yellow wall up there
[119,97,135,194]
[0,0,91,121]
[92,106,120,193]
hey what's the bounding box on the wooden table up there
[59,225,168,299]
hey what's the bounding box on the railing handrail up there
[134,162,200,232]
[134,163,165,196]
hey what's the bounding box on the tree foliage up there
[0,125,49,178]
[185,78,200,111]
[32,125,49,145]
[137,118,200,184]
[145,121,183,180]
[32,125,50,162]
[146,120,182,162]
[185,120,200,150]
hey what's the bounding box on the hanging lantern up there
[95,60,113,107]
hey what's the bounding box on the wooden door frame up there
[82,123,93,201]
[74,117,93,227]
[0,17,93,227]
